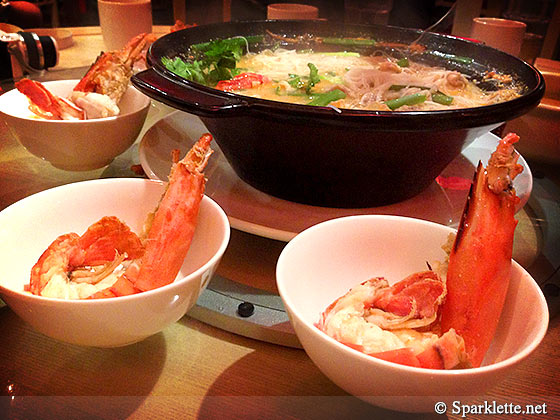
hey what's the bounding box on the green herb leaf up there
[287,74,305,89]
[162,36,259,86]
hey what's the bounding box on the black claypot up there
[132,20,544,208]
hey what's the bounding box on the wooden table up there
[1,27,559,420]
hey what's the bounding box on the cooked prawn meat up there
[317,271,469,369]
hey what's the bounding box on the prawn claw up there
[440,132,522,367]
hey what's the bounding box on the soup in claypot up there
[162,35,522,111]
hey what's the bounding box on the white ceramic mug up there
[98,0,152,51]
[470,17,526,57]
[267,3,319,20]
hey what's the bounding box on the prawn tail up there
[131,134,214,292]
[73,33,157,102]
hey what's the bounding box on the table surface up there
[0,26,559,420]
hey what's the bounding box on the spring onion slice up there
[307,63,320,93]
[431,92,454,105]
[321,37,376,46]
[307,89,347,106]
[428,51,474,65]
[389,85,453,106]
[318,51,361,57]
[385,93,427,110]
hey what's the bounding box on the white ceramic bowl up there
[0,79,150,171]
[0,178,230,347]
[276,215,549,413]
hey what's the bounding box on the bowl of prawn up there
[276,215,549,413]
[0,178,230,347]
[0,79,150,171]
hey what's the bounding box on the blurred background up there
[2,0,559,61]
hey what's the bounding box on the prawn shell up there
[440,161,517,368]
[132,134,212,292]
[78,216,145,265]
[370,348,423,368]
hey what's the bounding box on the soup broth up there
[162,35,522,111]
[235,49,520,110]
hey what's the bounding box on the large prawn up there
[27,133,213,299]
[15,32,156,120]
[317,132,523,369]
